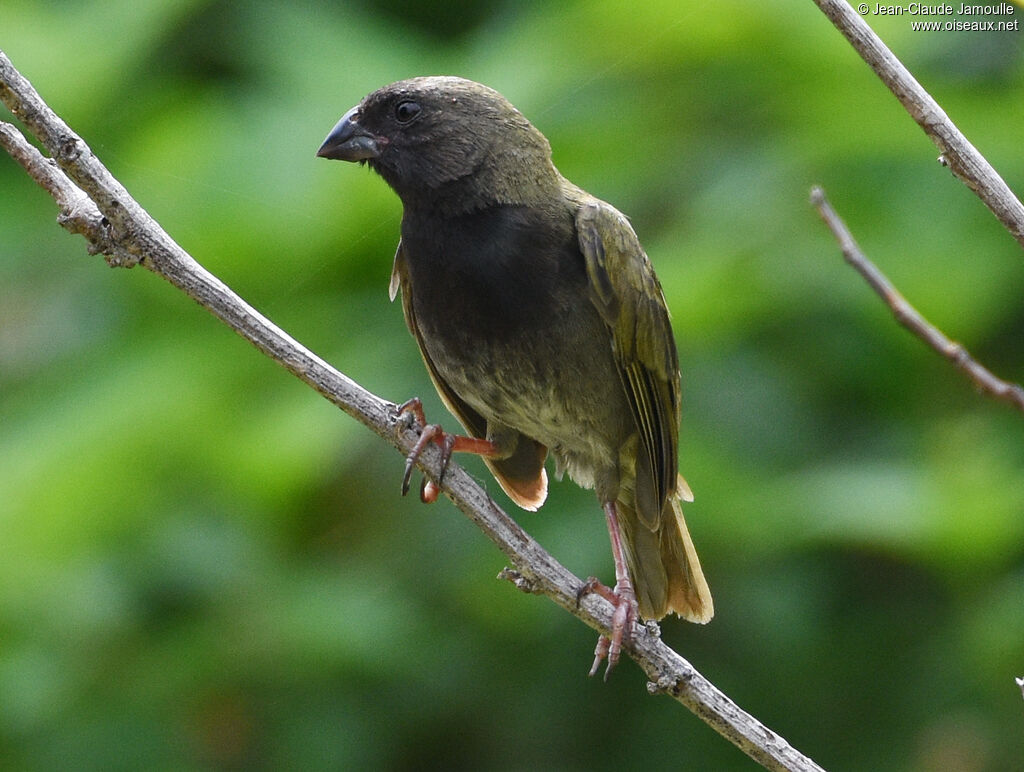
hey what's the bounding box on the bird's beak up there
[316,106,382,161]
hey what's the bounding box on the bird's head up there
[317,76,560,212]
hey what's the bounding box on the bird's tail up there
[616,477,713,623]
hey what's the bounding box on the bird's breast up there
[399,204,633,465]
[400,204,579,343]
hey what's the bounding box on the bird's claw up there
[396,398,459,503]
[579,576,637,680]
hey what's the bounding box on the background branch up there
[0,51,825,772]
[811,187,1024,413]
[812,0,1024,251]
[809,1,1024,412]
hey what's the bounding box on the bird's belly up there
[419,312,631,488]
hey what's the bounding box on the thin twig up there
[0,50,826,772]
[811,187,1024,413]
[812,0,1024,251]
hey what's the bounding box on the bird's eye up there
[394,100,421,124]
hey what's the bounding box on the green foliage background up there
[2,1,1023,769]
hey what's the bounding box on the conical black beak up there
[316,106,382,161]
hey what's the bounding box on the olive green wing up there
[575,200,680,528]
[390,241,548,510]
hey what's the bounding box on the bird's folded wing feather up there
[575,198,680,528]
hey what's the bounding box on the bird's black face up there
[317,76,552,208]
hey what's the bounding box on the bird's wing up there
[390,241,548,510]
[575,200,680,529]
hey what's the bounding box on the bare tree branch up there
[0,50,826,772]
[810,1,1024,412]
[812,0,1024,251]
[811,187,1024,413]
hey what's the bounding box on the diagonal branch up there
[811,187,1024,413]
[812,0,1024,251]
[0,51,825,772]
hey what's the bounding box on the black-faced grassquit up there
[317,77,712,676]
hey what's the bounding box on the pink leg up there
[579,501,637,680]
[397,398,497,503]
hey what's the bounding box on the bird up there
[316,76,712,677]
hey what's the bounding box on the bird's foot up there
[396,398,497,503]
[578,575,638,680]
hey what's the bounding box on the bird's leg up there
[396,398,498,503]
[577,501,637,680]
